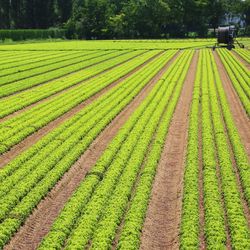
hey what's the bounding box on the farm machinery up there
[213,26,245,50]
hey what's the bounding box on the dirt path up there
[139,51,198,250]
[4,52,179,250]
[0,51,166,168]
[0,50,149,123]
[232,50,250,71]
[213,52,250,159]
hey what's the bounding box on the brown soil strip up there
[0,51,167,168]
[232,50,250,71]
[213,51,250,159]
[4,51,180,250]
[139,51,198,250]
[0,50,150,123]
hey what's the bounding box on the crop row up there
[115,50,193,250]
[0,50,164,154]
[209,50,250,249]
[0,50,128,97]
[0,49,150,118]
[0,50,67,70]
[0,50,92,77]
[181,50,227,250]
[0,50,30,59]
[180,50,201,249]
[0,39,215,50]
[234,48,250,64]
[217,49,250,116]
[201,50,226,249]
[0,50,177,249]
[0,51,43,67]
[180,49,250,249]
[38,50,193,250]
[0,51,174,184]
[0,50,105,86]
[210,52,250,207]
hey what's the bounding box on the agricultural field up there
[0,40,249,250]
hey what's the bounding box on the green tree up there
[0,0,10,28]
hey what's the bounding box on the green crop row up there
[115,50,193,250]
[0,51,66,70]
[201,50,226,249]
[0,50,130,96]
[0,50,164,154]
[0,50,135,97]
[234,49,250,64]
[180,49,250,249]
[208,50,250,249]
[0,50,91,77]
[0,51,174,192]
[217,49,250,116]
[0,39,215,51]
[0,49,149,118]
[211,52,250,207]
[0,51,42,66]
[0,50,107,87]
[0,50,176,249]
[0,51,164,193]
[38,50,193,250]
[180,51,201,250]
[0,50,30,59]
[222,49,249,85]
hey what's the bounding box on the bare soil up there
[4,51,179,250]
[0,51,163,168]
[139,51,198,250]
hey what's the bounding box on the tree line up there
[0,0,249,39]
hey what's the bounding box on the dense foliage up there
[0,0,249,39]
[0,29,66,41]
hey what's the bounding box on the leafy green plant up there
[0,50,176,248]
[0,51,165,154]
[38,51,192,250]
[0,50,151,118]
[0,50,127,95]
[234,49,250,64]
[217,49,250,116]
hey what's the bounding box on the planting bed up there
[0,40,249,250]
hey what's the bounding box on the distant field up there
[0,40,249,250]
[0,38,217,50]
